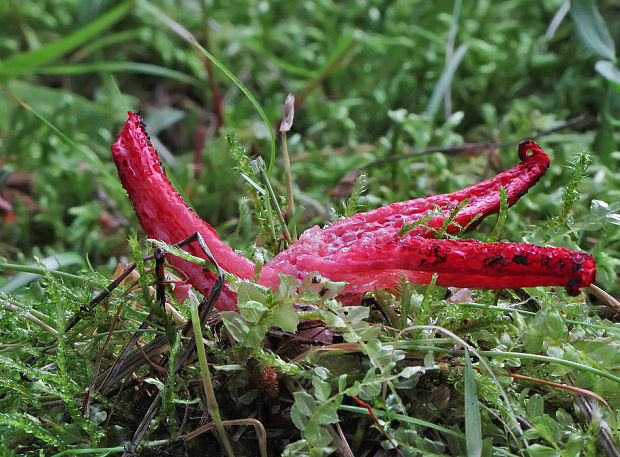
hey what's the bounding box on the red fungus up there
[112,111,595,309]
[112,111,254,310]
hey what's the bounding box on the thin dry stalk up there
[184,418,268,457]
[587,284,620,314]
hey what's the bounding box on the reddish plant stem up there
[351,396,404,456]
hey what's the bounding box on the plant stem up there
[254,158,292,245]
[280,131,297,240]
[189,300,236,457]
[0,263,99,284]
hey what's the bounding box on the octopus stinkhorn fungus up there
[112,111,595,311]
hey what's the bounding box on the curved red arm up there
[260,229,595,296]
[112,111,256,310]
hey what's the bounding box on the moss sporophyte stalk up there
[112,111,596,312]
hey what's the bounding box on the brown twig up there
[193,124,207,181]
[332,422,355,457]
[355,114,593,170]
[183,418,268,457]
[352,396,404,457]
[199,2,225,128]
[587,284,620,315]
[574,395,619,457]
[287,113,593,166]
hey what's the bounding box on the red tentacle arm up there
[260,229,596,296]
[112,111,256,310]
[302,140,550,241]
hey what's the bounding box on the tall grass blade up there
[138,0,277,176]
[464,350,482,457]
[1,253,84,293]
[425,43,468,120]
[569,0,615,60]
[487,187,508,242]
[0,87,115,180]
[0,2,132,82]
[595,61,620,92]
[39,62,202,88]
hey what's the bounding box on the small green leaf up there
[312,376,332,403]
[312,402,339,426]
[321,310,346,329]
[590,199,610,217]
[220,311,250,343]
[291,391,316,431]
[238,300,269,324]
[527,393,544,418]
[305,422,334,448]
[595,61,620,92]
[356,368,382,400]
[282,440,309,457]
[526,444,560,457]
[236,281,269,305]
[275,274,298,300]
[343,306,369,325]
[531,415,561,447]
[607,214,620,225]
[545,309,567,340]
[338,374,347,392]
[399,366,424,379]
[270,300,299,333]
[300,273,347,300]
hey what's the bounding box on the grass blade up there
[464,350,482,457]
[1,253,85,292]
[189,295,235,457]
[425,43,468,120]
[0,86,115,180]
[138,0,277,176]
[0,2,132,82]
[487,186,508,242]
[39,62,202,88]
[569,0,616,60]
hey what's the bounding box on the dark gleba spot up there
[485,255,509,266]
[571,259,584,272]
[513,253,529,265]
[433,246,447,263]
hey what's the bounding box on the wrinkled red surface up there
[261,232,595,296]
[112,112,595,310]
[112,112,254,310]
